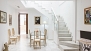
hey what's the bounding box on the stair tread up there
[59,26,67,28]
[59,37,72,38]
[59,20,64,22]
[60,41,79,45]
[58,33,71,35]
[59,33,70,34]
[58,30,69,31]
[59,45,79,50]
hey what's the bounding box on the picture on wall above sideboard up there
[0,10,7,23]
[84,7,91,24]
[34,16,41,25]
[9,14,12,25]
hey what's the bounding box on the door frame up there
[18,13,28,34]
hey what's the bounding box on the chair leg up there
[45,39,46,46]
[30,40,31,47]
[33,41,35,49]
[39,41,41,49]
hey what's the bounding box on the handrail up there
[51,8,59,45]
[51,8,59,21]
[51,8,59,31]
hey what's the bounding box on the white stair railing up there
[51,8,60,46]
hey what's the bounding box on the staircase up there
[33,2,53,18]
[21,1,79,51]
[58,17,79,51]
[33,2,79,51]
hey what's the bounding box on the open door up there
[18,13,28,35]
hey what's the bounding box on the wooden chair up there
[33,31,41,49]
[12,28,20,41]
[3,42,9,51]
[41,29,47,46]
[8,29,17,44]
[30,28,40,47]
[12,28,15,36]
[44,29,47,45]
[29,30,34,47]
[8,29,11,45]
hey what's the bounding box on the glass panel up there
[51,9,58,31]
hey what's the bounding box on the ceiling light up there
[17,6,20,8]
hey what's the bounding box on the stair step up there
[45,10,49,13]
[59,21,64,22]
[59,37,72,41]
[33,1,51,18]
[59,41,79,48]
[59,23,65,25]
[59,27,68,30]
[59,19,64,21]
[58,34,71,37]
[58,33,71,34]
[59,24,65,26]
[59,45,79,51]
[59,25,66,27]
[59,21,65,23]
[58,30,69,33]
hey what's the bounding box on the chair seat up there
[41,36,45,39]
[34,39,41,41]
[10,36,17,39]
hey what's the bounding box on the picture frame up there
[9,14,12,25]
[34,16,41,25]
[0,10,7,23]
[84,7,91,24]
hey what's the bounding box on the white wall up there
[27,8,51,38]
[7,6,18,35]
[59,1,76,41]
[51,1,63,15]
[0,0,18,51]
[76,0,91,41]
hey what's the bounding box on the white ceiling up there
[7,0,73,13]
[8,0,73,9]
[7,0,28,12]
[8,0,24,9]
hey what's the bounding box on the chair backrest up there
[34,28,40,31]
[44,29,47,35]
[29,29,30,34]
[34,31,41,39]
[8,29,11,37]
[12,28,15,36]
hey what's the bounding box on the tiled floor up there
[9,35,61,51]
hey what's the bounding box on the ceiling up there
[7,0,73,13]
[8,0,25,9]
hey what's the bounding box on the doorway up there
[18,13,28,35]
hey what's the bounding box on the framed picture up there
[84,7,91,24]
[0,10,7,23]
[9,14,12,25]
[89,7,91,15]
[34,16,41,25]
